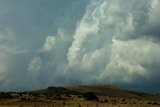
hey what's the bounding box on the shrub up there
[0,92,13,99]
[122,98,125,101]
[47,86,56,90]
[77,95,82,98]
[82,92,99,101]
[152,102,158,105]
[30,92,39,97]
[104,99,108,103]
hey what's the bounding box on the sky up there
[0,0,160,92]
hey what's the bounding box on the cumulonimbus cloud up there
[0,0,160,92]
[67,0,160,91]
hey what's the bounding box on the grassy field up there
[0,103,160,107]
[0,99,160,107]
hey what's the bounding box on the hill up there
[0,85,160,106]
[28,84,160,101]
[66,85,159,101]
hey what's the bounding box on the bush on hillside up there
[82,92,99,101]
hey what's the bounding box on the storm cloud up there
[0,0,160,92]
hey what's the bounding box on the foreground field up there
[0,96,160,107]
[0,101,160,107]
[0,100,160,107]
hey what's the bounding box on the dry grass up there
[0,98,160,107]
[0,103,160,107]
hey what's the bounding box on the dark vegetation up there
[0,92,13,99]
[82,92,99,101]
[33,86,82,95]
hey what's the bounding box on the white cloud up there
[67,0,112,67]
[100,38,160,83]
[28,56,43,72]
[67,0,160,91]
[43,36,55,52]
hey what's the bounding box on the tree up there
[83,92,99,101]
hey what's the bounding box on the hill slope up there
[65,85,159,101]
[30,85,160,101]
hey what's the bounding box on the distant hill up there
[30,85,160,101]
[65,85,160,101]
[65,85,160,100]
[32,86,81,95]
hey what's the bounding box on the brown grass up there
[0,97,160,107]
